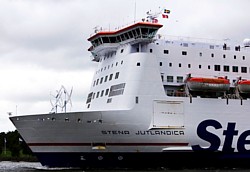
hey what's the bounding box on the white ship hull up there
[10,96,250,168]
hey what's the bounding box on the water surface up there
[0,161,250,172]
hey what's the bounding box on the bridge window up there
[141,28,149,37]
[110,36,116,43]
[128,31,133,38]
[102,37,109,43]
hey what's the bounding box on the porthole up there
[118,156,123,160]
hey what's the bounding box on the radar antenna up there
[146,8,162,23]
[50,85,73,113]
[145,7,169,23]
[93,26,102,33]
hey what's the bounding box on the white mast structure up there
[50,85,73,113]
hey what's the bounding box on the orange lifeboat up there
[237,80,250,93]
[186,77,230,92]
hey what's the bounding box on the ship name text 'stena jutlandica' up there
[9,13,250,168]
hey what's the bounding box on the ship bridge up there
[88,22,163,61]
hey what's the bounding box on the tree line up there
[0,130,33,158]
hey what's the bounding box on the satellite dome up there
[243,38,250,47]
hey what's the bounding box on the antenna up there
[145,7,166,23]
[134,0,136,22]
[93,26,100,33]
[50,85,73,113]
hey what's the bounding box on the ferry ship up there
[9,11,250,168]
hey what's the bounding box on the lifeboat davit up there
[187,77,230,92]
[237,80,250,93]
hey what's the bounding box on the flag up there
[162,14,168,18]
[152,18,158,23]
[164,9,171,14]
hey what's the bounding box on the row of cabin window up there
[38,117,102,124]
[96,60,123,74]
[99,52,116,62]
[162,49,246,60]
[92,88,110,99]
[161,62,248,73]
[162,76,184,83]
[165,42,241,52]
[93,72,120,87]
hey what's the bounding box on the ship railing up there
[157,34,230,45]
[156,34,247,51]
[89,19,156,38]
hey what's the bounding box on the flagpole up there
[4,138,6,155]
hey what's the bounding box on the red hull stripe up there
[28,142,188,147]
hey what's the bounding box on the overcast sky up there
[1,0,250,132]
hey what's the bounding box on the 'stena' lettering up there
[191,119,250,152]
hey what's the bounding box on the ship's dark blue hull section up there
[34,152,250,169]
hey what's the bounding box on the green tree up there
[6,130,21,157]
